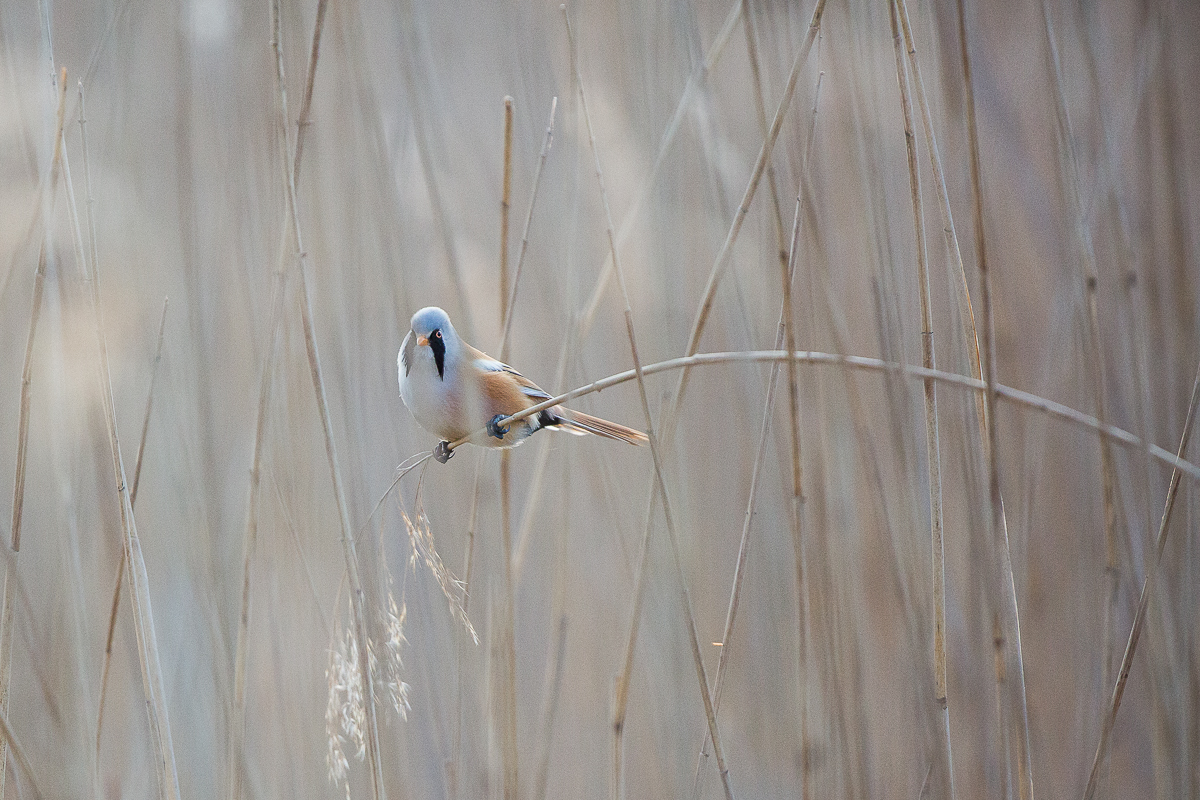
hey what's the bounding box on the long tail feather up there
[553,408,648,445]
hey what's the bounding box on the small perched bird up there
[399,306,648,463]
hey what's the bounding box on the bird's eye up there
[433,330,442,339]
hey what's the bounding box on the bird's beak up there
[416,335,429,347]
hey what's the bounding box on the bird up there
[398,306,648,463]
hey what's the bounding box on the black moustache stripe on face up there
[430,329,446,379]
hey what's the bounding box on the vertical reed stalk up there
[77,79,182,800]
[576,1,742,333]
[230,3,329,797]
[496,94,519,800]
[269,2,384,797]
[0,706,42,800]
[888,4,954,799]
[515,5,740,581]
[564,8,735,799]
[0,69,67,800]
[672,0,826,412]
[1083,362,1200,800]
[955,3,1014,795]
[95,296,168,772]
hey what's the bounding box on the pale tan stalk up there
[496,93,520,800]
[439,350,1200,483]
[671,0,827,413]
[0,705,43,799]
[449,452,485,800]
[888,5,954,798]
[1083,362,1200,800]
[513,3,740,583]
[894,0,982,403]
[691,194,799,800]
[269,1,384,797]
[955,3,1015,793]
[563,8,735,798]
[532,457,571,800]
[230,3,330,796]
[95,296,168,771]
[691,64,824,799]
[1039,5,1133,799]
[393,0,475,340]
[499,97,558,359]
[0,70,67,799]
[577,0,742,333]
[291,0,329,191]
[76,79,182,800]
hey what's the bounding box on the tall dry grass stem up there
[1041,8,1127,789]
[95,295,169,772]
[441,350,1200,484]
[691,63,824,800]
[513,2,738,586]
[1038,4,1132,799]
[0,706,43,800]
[671,0,827,412]
[577,0,742,333]
[1,68,67,800]
[1083,361,1200,800]
[499,97,558,360]
[887,5,954,797]
[230,2,330,796]
[563,7,735,798]
[77,79,182,800]
[269,1,384,797]
[496,93,520,800]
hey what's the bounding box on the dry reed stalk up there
[532,455,571,800]
[691,61,824,799]
[393,0,475,340]
[576,0,741,333]
[269,1,384,797]
[1038,5,1133,799]
[95,296,168,772]
[0,705,43,800]
[739,0,789,263]
[75,79,182,800]
[954,2,1015,794]
[499,97,558,360]
[1083,361,1200,800]
[887,4,955,798]
[448,452,485,799]
[670,0,827,414]
[512,2,740,585]
[0,69,67,800]
[441,350,1200,484]
[514,0,738,585]
[562,8,735,799]
[292,0,329,191]
[691,192,801,800]
[894,0,981,406]
[230,3,330,797]
[582,6,826,794]
[496,93,519,800]
[1077,14,1165,784]
[893,6,1035,770]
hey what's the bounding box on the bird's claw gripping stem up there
[487,415,509,440]
[433,441,454,463]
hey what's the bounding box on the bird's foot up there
[433,441,454,463]
[486,415,509,440]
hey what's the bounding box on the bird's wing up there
[468,344,552,402]
[399,330,416,376]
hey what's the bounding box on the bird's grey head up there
[409,306,454,340]
[404,306,456,380]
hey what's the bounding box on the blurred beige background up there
[0,0,1197,798]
